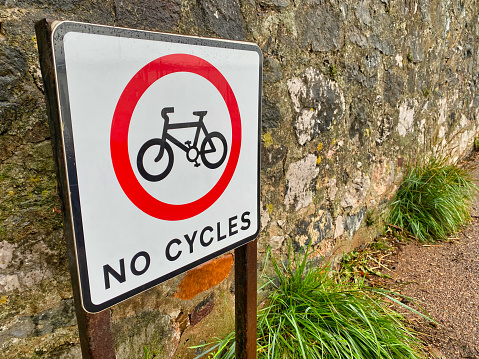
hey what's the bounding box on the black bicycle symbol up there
[137,107,228,182]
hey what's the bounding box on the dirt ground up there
[369,153,479,359]
[383,223,479,358]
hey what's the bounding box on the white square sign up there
[51,21,261,312]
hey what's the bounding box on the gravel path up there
[388,227,479,358]
[380,153,479,359]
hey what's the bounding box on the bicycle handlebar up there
[161,107,175,121]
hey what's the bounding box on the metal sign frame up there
[36,19,260,359]
[42,20,261,313]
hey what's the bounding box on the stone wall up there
[1,0,478,358]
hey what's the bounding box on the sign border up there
[111,53,242,220]
[51,21,262,313]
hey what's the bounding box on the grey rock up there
[295,218,311,237]
[288,68,345,145]
[408,27,425,63]
[258,0,290,10]
[293,210,336,247]
[369,33,395,56]
[284,154,319,211]
[263,57,282,83]
[408,69,416,93]
[114,0,182,31]
[356,1,372,26]
[363,51,381,86]
[0,44,27,103]
[384,72,404,106]
[312,211,334,244]
[364,51,381,73]
[419,0,430,22]
[348,26,368,48]
[444,66,459,87]
[5,317,35,339]
[7,0,87,10]
[262,97,281,128]
[0,240,16,270]
[463,42,474,59]
[43,346,82,359]
[113,310,178,359]
[0,300,76,346]
[376,115,393,146]
[32,299,77,336]
[293,217,312,249]
[261,144,288,170]
[198,0,247,40]
[0,104,17,137]
[349,100,370,145]
[297,2,344,52]
[344,207,367,237]
[436,3,451,39]
[345,62,368,86]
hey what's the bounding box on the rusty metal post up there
[235,239,258,359]
[35,19,116,359]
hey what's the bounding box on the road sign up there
[50,21,262,313]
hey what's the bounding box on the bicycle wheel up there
[137,139,174,182]
[200,132,227,169]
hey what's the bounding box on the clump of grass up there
[257,249,423,359]
[387,156,477,242]
[192,331,236,359]
[194,245,426,359]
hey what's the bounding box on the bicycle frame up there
[137,106,227,182]
[156,107,210,160]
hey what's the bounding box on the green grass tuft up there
[387,157,477,242]
[194,245,425,359]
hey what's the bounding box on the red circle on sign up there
[110,54,241,221]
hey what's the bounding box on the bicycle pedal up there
[194,162,200,167]
[185,140,191,147]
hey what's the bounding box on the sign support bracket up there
[35,19,117,359]
[235,239,258,359]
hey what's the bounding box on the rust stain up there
[174,254,233,300]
